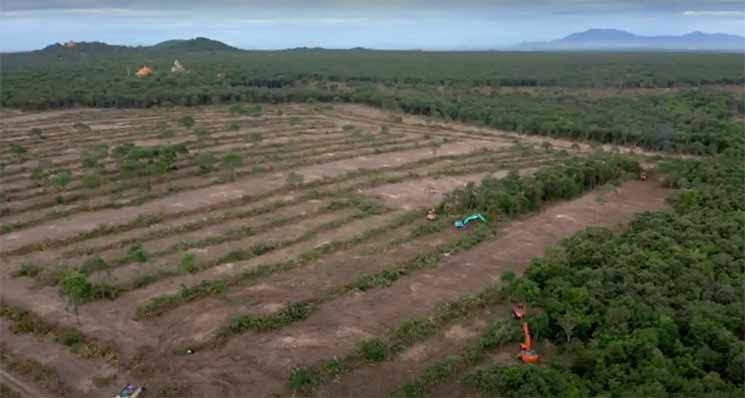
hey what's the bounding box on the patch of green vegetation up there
[196,152,218,173]
[222,151,243,180]
[288,367,321,391]
[126,243,148,263]
[222,301,314,335]
[81,173,103,189]
[178,115,195,128]
[357,338,388,362]
[78,256,108,274]
[135,280,227,318]
[12,262,42,278]
[180,253,198,273]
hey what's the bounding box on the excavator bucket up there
[511,303,526,319]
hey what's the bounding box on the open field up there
[2,103,673,397]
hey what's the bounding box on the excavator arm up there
[518,321,540,364]
[513,303,540,364]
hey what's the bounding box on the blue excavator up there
[454,213,486,229]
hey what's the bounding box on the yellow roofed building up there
[136,66,153,78]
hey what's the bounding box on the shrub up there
[81,173,103,190]
[57,330,81,347]
[127,244,148,263]
[288,367,320,390]
[10,143,27,157]
[13,262,42,278]
[179,116,195,128]
[196,152,218,174]
[79,256,108,274]
[180,253,198,274]
[60,271,93,303]
[357,338,388,362]
[222,152,243,180]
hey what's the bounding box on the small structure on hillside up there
[136,66,153,78]
[171,59,186,73]
[63,41,77,48]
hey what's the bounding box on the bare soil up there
[0,103,671,397]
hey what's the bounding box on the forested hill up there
[6,37,238,60]
[150,37,239,52]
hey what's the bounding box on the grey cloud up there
[5,0,745,11]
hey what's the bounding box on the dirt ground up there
[0,103,672,397]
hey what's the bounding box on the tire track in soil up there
[161,179,668,398]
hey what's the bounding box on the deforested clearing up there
[0,102,726,397]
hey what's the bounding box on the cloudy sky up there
[2,1,744,51]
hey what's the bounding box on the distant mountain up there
[151,37,238,52]
[32,37,238,56]
[516,29,745,51]
[37,41,133,55]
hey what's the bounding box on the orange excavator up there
[512,304,539,364]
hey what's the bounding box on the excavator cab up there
[519,349,540,364]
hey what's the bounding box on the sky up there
[1,1,744,51]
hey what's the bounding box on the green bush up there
[180,253,198,273]
[196,152,218,173]
[13,262,42,278]
[179,115,195,128]
[60,271,93,303]
[127,244,148,263]
[288,367,320,390]
[357,338,388,362]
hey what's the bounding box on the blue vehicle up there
[454,213,486,229]
[115,384,145,398]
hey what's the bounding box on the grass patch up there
[221,301,315,336]
[12,262,42,278]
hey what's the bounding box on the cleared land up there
[0,104,669,397]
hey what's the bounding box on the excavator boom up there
[521,322,532,351]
